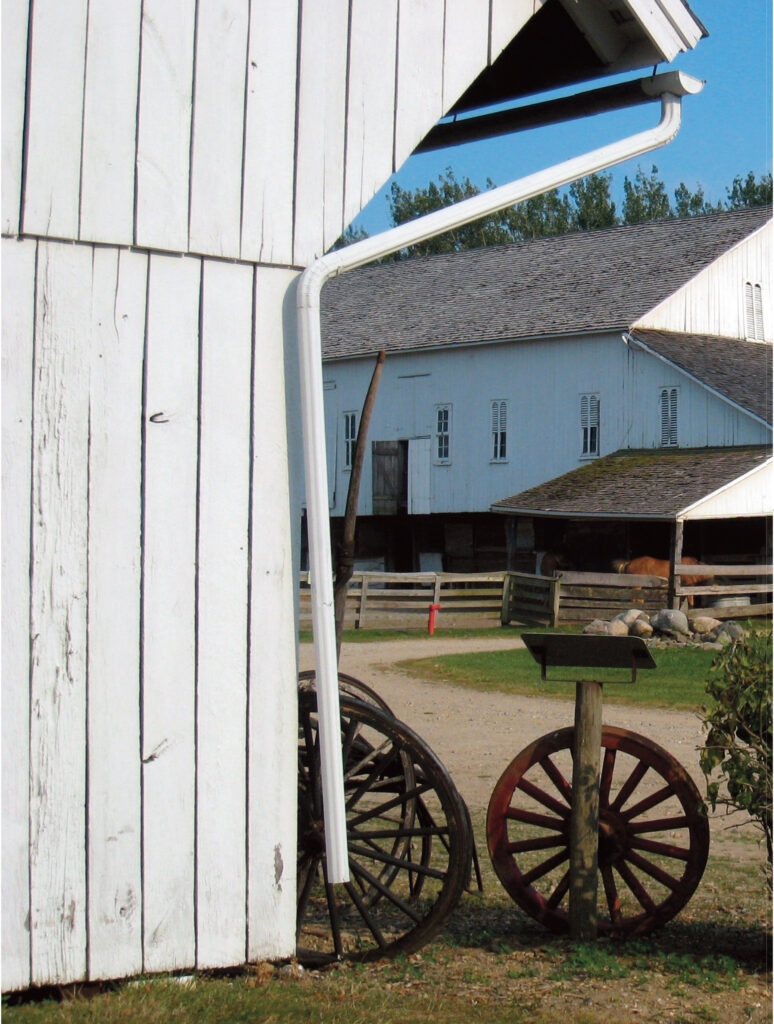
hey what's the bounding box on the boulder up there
[691,616,722,636]
[613,608,648,628]
[630,618,653,639]
[652,608,690,636]
[715,620,746,643]
[583,619,610,636]
[608,618,630,636]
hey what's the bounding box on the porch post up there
[668,519,684,610]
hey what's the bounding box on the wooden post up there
[569,680,603,941]
[358,574,370,629]
[550,577,561,627]
[668,519,684,610]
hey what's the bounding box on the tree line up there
[336,167,772,259]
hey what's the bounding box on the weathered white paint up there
[22,0,88,239]
[1,0,29,235]
[322,332,771,519]
[29,242,92,984]
[408,436,432,513]
[86,247,146,980]
[490,0,546,61]
[293,0,350,263]
[189,0,249,258]
[195,259,252,968]
[142,253,200,972]
[135,0,196,252]
[247,266,300,960]
[343,0,399,229]
[679,458,774,519]
[79,0,142,244]
[240,0,299,265]
[1,237,35,992]
[635,221,773,342]
[393,1,445,174]
[443,0,490,111]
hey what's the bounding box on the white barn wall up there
[322,334,770,517]
[635,221,773,341]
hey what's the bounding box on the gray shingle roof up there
[491,446,772,519]
[630,329,772,425]
[321,207,770,359]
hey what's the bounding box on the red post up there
[428,604,441,634]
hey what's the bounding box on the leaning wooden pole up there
[334,350,386,656]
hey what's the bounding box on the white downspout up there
[297,72,703,883]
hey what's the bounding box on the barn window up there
[435,404,451,463]
[745,281,764,340]
[490,400,507,461]
[580,393,600,456]
[660,387,678,446]
[343,411,357,469]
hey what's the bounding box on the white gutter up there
[297,70,703,883]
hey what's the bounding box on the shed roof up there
[629,329,772,425]
[321,207,770,360]
[491,446,773,521]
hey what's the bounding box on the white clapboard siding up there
[86,247,147,980]
[22,0,88,239]
[1,238,36,992]
[342,0,399,230]
[142,253,200,972]
[195,260,253,968]
[79,0,142,245]
[490,0,545,61]
[393,0,446,177]
[442,0,490,111]
[293,0,350,264]
[188,0,249,258]
[240,0,299,266]
[29,242,93,984]
[248,266,300,960]
[1,1,29,235]
[135,0,196,253]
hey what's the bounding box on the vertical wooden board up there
[142,253,200,972]
[240,0,299,265]
[292,0,350,264]
[135,0,196,253]
[2,0,30,235]
[489,0,544,62]
[79,0,142,245]
[29,241,92,985]
[86,248,147,980]
[442,0,490,111]
[1,237,36,992]
[393,0,445,174]
[22,0,88,239]
[188,0,249,258]
[195,259,252,968]
[342,0,398,231]
[247,266,299,959]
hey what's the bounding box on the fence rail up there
[676,563,772,619]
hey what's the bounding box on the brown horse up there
[613,555,712,607]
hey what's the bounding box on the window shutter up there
[669,387,677,445]
[745,282,756,338]
[754,284,764,339]
[660,389,670,446]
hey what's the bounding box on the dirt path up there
[299,635,755,851]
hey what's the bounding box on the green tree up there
[673,181,722,218]
[504,188,573,239]
[622,164,672,223]
[726,171,773,209]
[568,171,617,230]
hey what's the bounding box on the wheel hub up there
[598,809,627,866]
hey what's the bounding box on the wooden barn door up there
[372,440,407,515]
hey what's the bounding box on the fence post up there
[550,577,561,627]
[501,572,511,625]
[358,575,370,629]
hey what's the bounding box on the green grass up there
[395,645,718,711]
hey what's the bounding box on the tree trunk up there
[334,350,386,656]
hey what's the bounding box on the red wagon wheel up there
[487,726,709,938]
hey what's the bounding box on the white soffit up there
[624,0,706,60]
[680,458,774,520]
[561,0,704,67]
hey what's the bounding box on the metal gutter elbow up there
[297,76,703,883]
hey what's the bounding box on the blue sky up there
[353,1,772,235]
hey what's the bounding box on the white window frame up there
[435,404,451,464]
[659,386,678,447]
[744,281,765,341]
[490,399,508,462]
[580,393,600,458]
[343,410,357,470]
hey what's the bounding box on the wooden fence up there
[299,572,505,630]
[676,563,772,619]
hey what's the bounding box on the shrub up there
[699,631,772,876]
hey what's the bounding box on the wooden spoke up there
[539,754,573,804]
[517,776,572,818]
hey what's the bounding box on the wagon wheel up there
[297,691,471,963]
[297,668,393,714]
[487,726,709,938]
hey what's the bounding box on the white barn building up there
[2,0,707,990]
